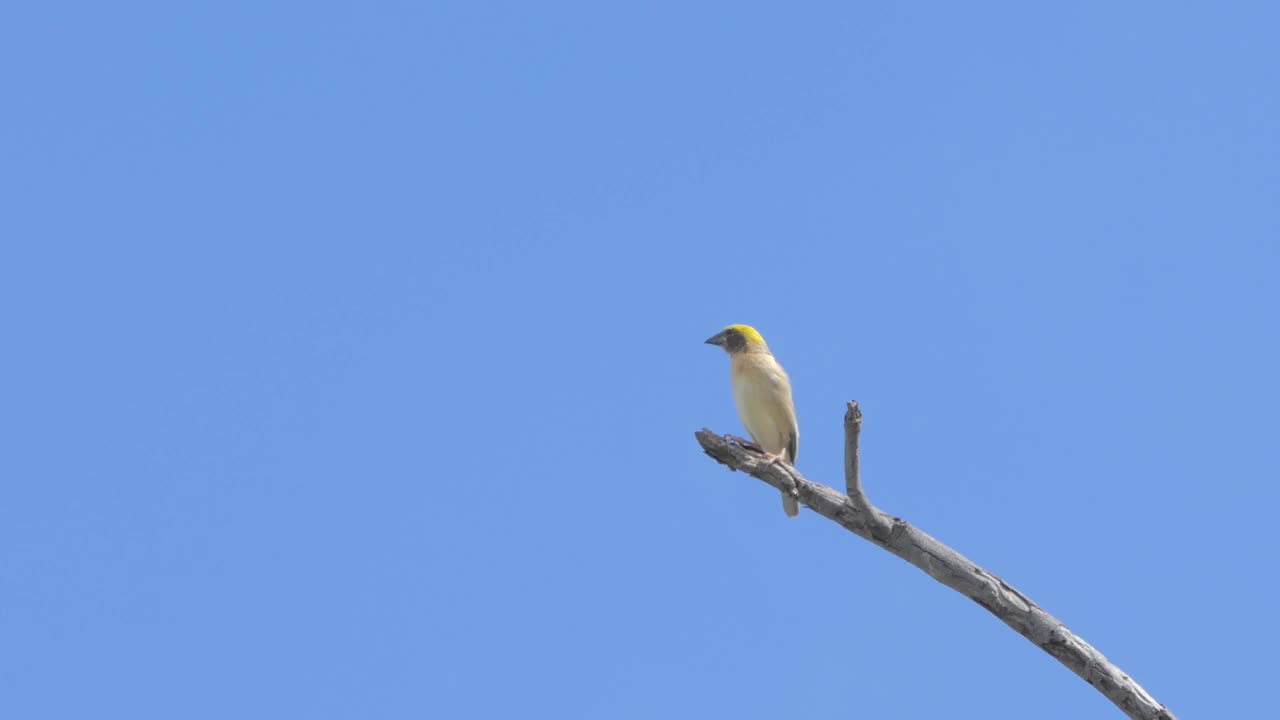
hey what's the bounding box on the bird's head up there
[704,324,769,355]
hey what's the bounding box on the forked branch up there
[695,401,1175,720]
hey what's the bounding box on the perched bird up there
[704,324,801,517]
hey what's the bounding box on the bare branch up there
[695,406,1176,720]
[843,400,864,504]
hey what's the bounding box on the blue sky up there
[3,2,1277,718]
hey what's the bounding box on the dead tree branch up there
[695,401,1175,720]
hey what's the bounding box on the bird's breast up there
[729,354,795,456]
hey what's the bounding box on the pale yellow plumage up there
[705,324,801,517]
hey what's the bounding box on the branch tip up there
[845,400,862,426]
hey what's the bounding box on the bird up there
[704,324,801,517]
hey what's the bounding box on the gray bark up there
[695,401,1176,720]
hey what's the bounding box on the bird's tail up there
[781,493,799,518]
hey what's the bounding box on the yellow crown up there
[725,324,765,345]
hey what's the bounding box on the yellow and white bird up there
[704,324,801,517]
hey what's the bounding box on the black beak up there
[704,331,727,347]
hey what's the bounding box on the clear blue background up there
[3,2,1275,718]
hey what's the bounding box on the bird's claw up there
[723,433,763,453]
